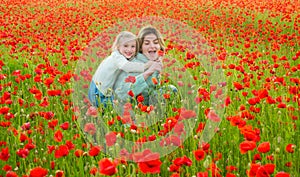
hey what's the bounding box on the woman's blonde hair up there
[111,31,139,56]
[137,25,165,53]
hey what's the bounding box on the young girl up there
[88,31,155,107]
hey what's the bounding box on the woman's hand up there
[144,61,156,70]
[143,62,162,80]
[150,62,163,73]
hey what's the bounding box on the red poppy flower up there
[248,97,260,105]
[137,95,144,102]
[136,150,162,174]
[255,166,270,177]
[0,106,10,115]
[25,142,35,150]
[163,93,170,99]
[275,171,290,177]
[84,123,96,135]
[29,167,48,177]
[253,153,262,162]
[2,164,12,171]
[173,155,192,167]
[226,165,238,172]
[6,171,18,177]
[60,122,69,130]
[277,102,286,108]
[125,75,136,83]
[197,171,208,177]
[47,145,55,154]
[89,145,101,156]
[248,163,260,177]
[74,149,85,158]
[55,170,64,177]
[178,108,197,120]
[43,77,54,88]
[239,141,256,154]
[240,126,260,142]
[54,130,63,142]
[285,144,295,153]
[284,162,293,167]
[43,111,54,120]
[39,97,49,107]
[263,164,275,174]
[128,90,134,97]
[16,148,29,158]
[86,106,98,117]
[65,140,75,150]
[158,50,164,56]
[170,173,180,177]
[98,158,118,176]
[89,166,98,176]
[161,135,181,147]
[105,132,117,147]
[177,81,184,87]
[0,147,10,161]
[257,142,271,153]
[48,119,58,130]
[174,122,185,136]
[194,149,205,161]
[266,96,276,104]
[225,173,236,177]
[206,109,221,122]
[148,135,156,141]
[168,163,180,172]
[196,122,205,133]
[47,89,61,96]
[152,77,158,85]
[20,133,28,142]
[54,145,69,158]
[233,82,244,90]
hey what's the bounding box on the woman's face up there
[141,33,161,61]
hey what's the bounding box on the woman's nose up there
[149,42,155,48]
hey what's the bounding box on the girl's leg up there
[88,81,99,107]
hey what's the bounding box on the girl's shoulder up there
[111,50,122,57]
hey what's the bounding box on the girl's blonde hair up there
[111,31,139,56]
[137,25,165,53]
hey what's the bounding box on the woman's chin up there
[145,54,158,61]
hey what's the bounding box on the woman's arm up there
[130,63,162,97]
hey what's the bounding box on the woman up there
[113,25,165,107]
[88,31,155,108]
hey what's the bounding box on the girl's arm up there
[121,60,154,72]
[114,52,154,73]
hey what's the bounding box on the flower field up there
[0,0,299,176]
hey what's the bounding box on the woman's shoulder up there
[135,53,148,62]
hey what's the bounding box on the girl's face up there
[141,33,161,61]
[118,39,136,59]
